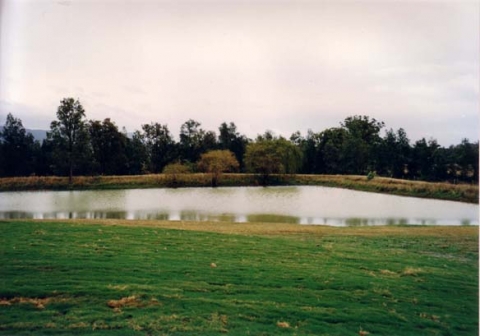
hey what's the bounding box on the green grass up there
[0,173,478,203]
[0,220,478,335]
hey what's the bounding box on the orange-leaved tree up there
[197,150,239,187]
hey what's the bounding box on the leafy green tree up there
[377,128,411,178]
[317,128,348,174]
[163,162,191,174]
[48,98,91,182]
[341,115,385,144]
[125,131,148,175]
[289,131,313,174]
[34,139,53,176]
[89,118,128,175]
[411,138,441,181]
[179,119,217,163]
[245,135,302,185]
[245,141,282,185]
[449,139,479,183]
[162,162,191,187]
[431,146,450,181]
[340,115,385,174]
[218,122,248,169]
[140,123,176,173]
[197,149,239,186]
[0,113,36,176]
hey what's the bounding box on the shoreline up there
[0,173,477,204]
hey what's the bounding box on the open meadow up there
[0,220,478,335]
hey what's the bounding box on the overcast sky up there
[0,0,478,146]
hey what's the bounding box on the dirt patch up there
[0,297,52,309]
[402,267,424,276]
[277,321,290,328]
[107,296,159,309]
[380,269,398,276]
[107,296,140,308]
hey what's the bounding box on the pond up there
[0,186,477,226]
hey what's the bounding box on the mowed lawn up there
[0,220,478,335]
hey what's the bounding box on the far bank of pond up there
[0,173,478,204]
[0,186,477,226]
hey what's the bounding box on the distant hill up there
[1,129,134,142]
[27,129,48,142]
[0,127,48,142]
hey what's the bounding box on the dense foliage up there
[0,98,478,184]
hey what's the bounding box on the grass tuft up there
[107,296,140,309]
[277,321,291,328]
[402,267,424,276]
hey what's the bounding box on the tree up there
[140,123,176,173]
[290,130,327,174]
[89,118,128,175]
[411,138,441,181]
[340,115,385,174]
[218,122,248,170]
[0,113,36,176]
[48,98,90,183]
[179,119,217,163]
[448,139,479,183]
[197,150,239,186]
[163,162,191,187]
[125,131,148,175]
[244,136,302,185]
[377,128,411,178]
[35,139,53,176]
[317,128,348,174]
[341,115,385,144]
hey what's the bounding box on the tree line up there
[0,97,478,184]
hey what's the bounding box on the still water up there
[0,186,477,226]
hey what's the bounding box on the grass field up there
[0,173,477,203]
[0,220,478,335]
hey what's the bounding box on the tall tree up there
[0,113,36,176]
[340,115,385,174]
[317,128,348,174]
[218,122,248,170]
[125,131,148,175]
[377,128,411,178]
[179,119,217,163]
[450,139,479,183]
[48,98,90,183]
[245,135,302,185]
[89,118,128,175]
[140,123,176,173]
[411,138,440,181]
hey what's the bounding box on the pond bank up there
[0,173,477,203]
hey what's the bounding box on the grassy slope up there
[0,173,478,203]
[0,220,478,335]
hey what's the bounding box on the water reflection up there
[247,214,301,224]
[0,186,477,226]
